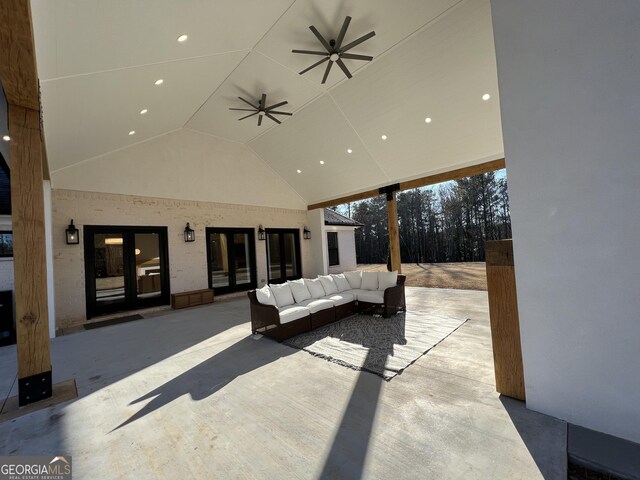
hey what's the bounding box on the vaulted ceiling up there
[31,0,503,206]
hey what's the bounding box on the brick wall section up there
[52,189,311,329]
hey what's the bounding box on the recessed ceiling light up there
[129,130,136,136]
[482,93,491,101]
[424,117,432,123]
[2,135,9,142]
[319,160,325,165]
[381,134,387,140]
[177,34,188,43]
[140,109,148,115]
[347,148,353,154]
[154,79,164,86]
[296,169,302,174]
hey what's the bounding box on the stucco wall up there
[492,0,640,443]
[53,189,311,329]
[327,227,358,274]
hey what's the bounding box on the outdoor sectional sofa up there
[248,270,406,341]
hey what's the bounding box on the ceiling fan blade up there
[238,97,258,109]
[258,115,263,127]
[260,93,266,109]
[321,60,334,84]
[268,111,293,116]
[229,108,257,111]
[340,53,373,62]
[335,58,352,79]
[340,30,375,53]
[238,112,259,121]
[309,25,332,52]
[292,49,329,56]
[334,16,352,50]
[299,56,329,75]
[266,101,288,111]
[265,113,281,124]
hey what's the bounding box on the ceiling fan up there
[228,93,292,126]
[293,16,375,84]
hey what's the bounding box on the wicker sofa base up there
[358,301,403,318]
[311,307,337,329]
[335,301,357,320]
[255,315,311,342]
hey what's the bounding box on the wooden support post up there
[380,184,402,274]
[8,104,52,406]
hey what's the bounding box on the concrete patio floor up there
[0,287,567,479]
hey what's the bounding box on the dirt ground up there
[358,262,487,291]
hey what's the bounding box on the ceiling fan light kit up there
[229,16,375,125]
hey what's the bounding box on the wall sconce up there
[303,226,311,240]
[184,223,195,242]
[258,225,265,241]
[65,219,80,245]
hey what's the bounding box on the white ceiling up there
[31,0,504,205]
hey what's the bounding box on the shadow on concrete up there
[500,395,566,480]
[319,349,385,480]
[114,335,294,431]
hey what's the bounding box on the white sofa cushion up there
[287,279,312,303]
[278,305,310,324]
[346,289,372,301]
[318,275,339,295]
[298,298,334,314]
[357,290,385,304]
[331,274,351,292]
[270,283,295,307]
[378,271,398,291]
[255,285,276,306]
[361,271,379,291]
[323,293,355,306]
[304,278,326,299]
[344,270,362,289]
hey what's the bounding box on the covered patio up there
[1,288,565,479]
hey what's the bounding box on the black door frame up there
[265,228,302,284]
[205,227,257,295]
[84,225,170,319]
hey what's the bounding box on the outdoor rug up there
[283,311,468,380]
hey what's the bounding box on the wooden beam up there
[9,104,52,405]
[386,192,402,274]
[307,158,505,210]
[0,0,41,111]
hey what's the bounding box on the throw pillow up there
[270,283,295,307]
[318,275,339,295]
[331,274,351,292]
[378,271,398,290]
[287,279,312,303]
[344,270,362,289]
[255,285,276,306]
[361,271,379,290]
[304,278,326,299]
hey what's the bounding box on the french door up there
[266,229,301,284]
[84,226,170,319]
[206,228,257,295]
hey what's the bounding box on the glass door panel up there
[94,233,126,307]
[134,233,162,299]
[234,233,252,286]
[267,233,281,282]
[209,233,230,289]
[284,233,297,278]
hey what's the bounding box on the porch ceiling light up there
[65,219,80,245]
[184,223,195,242]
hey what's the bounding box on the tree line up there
[334,170,511,264]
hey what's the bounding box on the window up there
[327,232,339,266]
[0,231,12,257]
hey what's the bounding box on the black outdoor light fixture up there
[258,225,265,241]
[65,219,80,245]
[303,226,311,240]
[184,223,195,242]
